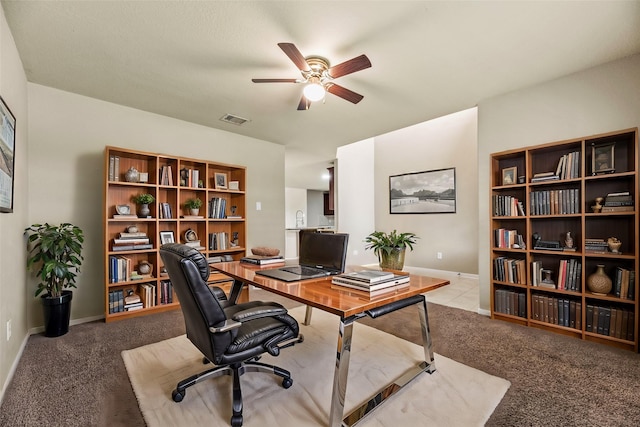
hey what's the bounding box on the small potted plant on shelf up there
[24,223,84,337]
[364,230,419,271]
[184,197,203,216]
[132,193,155,218]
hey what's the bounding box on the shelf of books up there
[104,146,247,322]
[490,128,639,351]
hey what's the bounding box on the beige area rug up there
[122,306,510,426]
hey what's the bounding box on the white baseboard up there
[0,332,29,406]
[477,308,491,317]
[28,314,105,336]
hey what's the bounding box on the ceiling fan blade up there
[278,42,311,72]
[326,83,364,104]
[252,78,299,83]
[297,96,311,111]
[327,54,371,79]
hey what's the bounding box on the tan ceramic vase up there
[587,264,612,295]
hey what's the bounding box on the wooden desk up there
[211,261,449,427]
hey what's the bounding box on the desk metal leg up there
[338,296,436,427]
[329,315,355,427]
[228,279,245,304]
[418,295,436,372]
[303,305,313,325]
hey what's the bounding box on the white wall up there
[337,138,376,266]
[374,108,479,273]
[477,53,640,311]
[0,6,29,403]
[26,84,285,325]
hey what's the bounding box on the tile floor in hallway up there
[422,274,480,313]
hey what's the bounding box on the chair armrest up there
[231,304,287,322]
[209,319,242,333]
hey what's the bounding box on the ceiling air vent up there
[220,114,250,126]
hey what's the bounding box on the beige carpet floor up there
[123,306,510,426]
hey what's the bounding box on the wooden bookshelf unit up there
[103,146,247,322]
[490,128,639,351]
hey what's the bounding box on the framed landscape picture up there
[389,168,456,214]
[0,96,16,213]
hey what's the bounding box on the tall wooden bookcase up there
[103,146,247,322]
[490,128,639,351]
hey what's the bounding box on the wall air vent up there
[220,114,250,126]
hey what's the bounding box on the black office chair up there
[159,243,303,426]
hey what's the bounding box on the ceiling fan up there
[252,43,372,110]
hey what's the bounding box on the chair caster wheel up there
[172,389,184,402]
[202,357,210,364]
[231,414,243,426]
[282,377,293,389]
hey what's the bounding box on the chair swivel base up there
[171,360,293,427]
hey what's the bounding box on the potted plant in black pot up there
[364,230,418,271]
[25,223,84,337]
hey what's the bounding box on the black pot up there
[41,290,73,337]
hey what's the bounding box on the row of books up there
[240,255,285,266]
[493,289,526,318]
[531,294,582,329]
[108,155,121,181]
[159,202,173,219]
[179,167,201,188]
[159,164,174,186]
[331,270,410,296]
[209,232,229,250]
[109,255,154,283]
[555,151,580,180]
[530,188,580,215]
[209,197,228,219]
[159,280,175,305]
[493,256,526,284]
[554,259,582,291]
[492,195,525,217]
[613,267,635,300]
[493,228,524,249]
[586,304,634,340]
[531,259,582,291]
[584,238,609,253]
[602,191,634,212]
[108,287,148,313]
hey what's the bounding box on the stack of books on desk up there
[240,255,285,266]
[332,270,410,295]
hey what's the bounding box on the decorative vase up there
[138,203,150,218]
[124,167,140,183]
[607,237,622,253]
[587,264,612,295]
[591,197,604,213]
[379,248,406,271]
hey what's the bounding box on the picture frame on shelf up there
[501,167,517,186]
[214,172,228,189]
[159,231,175,245]
[591,142,615,175]
[228,180,239,191]
[389,167,456,214]
[0,96,16,213]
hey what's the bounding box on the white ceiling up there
[3,1,640,190]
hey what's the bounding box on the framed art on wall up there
[389,167,456,214]
[0,96,16,213]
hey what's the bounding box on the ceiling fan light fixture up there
[303,81,325,102]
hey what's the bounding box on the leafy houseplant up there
[184,198,203,209]
[25,223,84,337]
[132,193,155,217]
[132,193,155,205]
[364,230,418,271]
